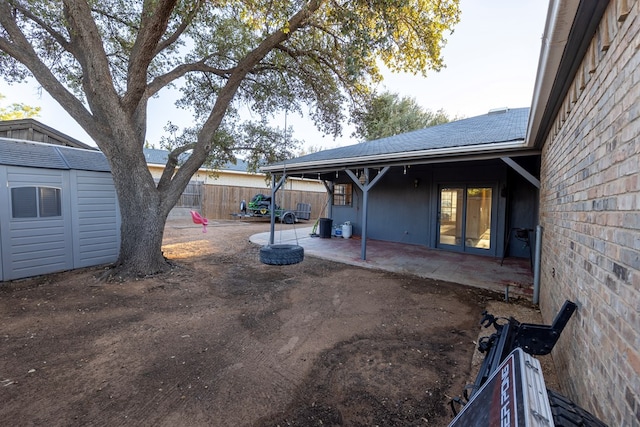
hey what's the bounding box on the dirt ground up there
[0,219,550,426]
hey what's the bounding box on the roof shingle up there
[273,107,529,166]
[0,138,110,171]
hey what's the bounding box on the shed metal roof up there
[0,137,111,172]
[263,107,532,173]
[0,140,252,174]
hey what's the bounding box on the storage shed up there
[0,137,120,281]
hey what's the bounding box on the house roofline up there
[526,0,609,148]
[262,140,537,175]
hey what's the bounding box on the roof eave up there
[526,0,609,148]
[262,140,533,174]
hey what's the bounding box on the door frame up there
[435,183,499,256]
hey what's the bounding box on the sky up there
[0,0,549,151]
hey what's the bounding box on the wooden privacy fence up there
[175,181,202,209]
[201,184,328,221]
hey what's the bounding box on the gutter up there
[526,0,609,148]
[526,0,578,147]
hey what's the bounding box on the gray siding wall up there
[329,160,518,258]
[330,168,433,244]
[71,170,120,268]
[506,169,539,258]
[0,166,73,280]
[367,169,432,245]
[0,166,120,281]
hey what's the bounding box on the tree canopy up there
[351,91,454,141]
[0,92,40,119]
[0,0,460,277]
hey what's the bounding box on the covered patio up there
[251,227,533,298]
[260,108,542,300]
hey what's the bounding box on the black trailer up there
[231,194,311,223]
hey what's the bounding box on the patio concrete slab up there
[250,227,534,297]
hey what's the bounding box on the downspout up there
[525,0,579,304]
[533,225,543,304]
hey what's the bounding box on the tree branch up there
[123,0,178,114]
[9,1,73,53]
[90,6,139,31]
[0,1,98,136]
[168,0,326,198]
[62,0,122,128]
[146,59,231,98]
[155,0,204,55]
[157,143,194,191]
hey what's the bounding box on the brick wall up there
[538,1,639,425]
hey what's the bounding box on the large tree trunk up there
[115,187,169,277]
[103,134,176,278]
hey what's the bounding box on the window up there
[11,186,62,218]
[333,183,352,206]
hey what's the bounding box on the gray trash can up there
[318,218,333,238]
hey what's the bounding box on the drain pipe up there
[533,225,543,305]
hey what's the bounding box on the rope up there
[275,108,300,247]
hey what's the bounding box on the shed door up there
[437,186,494,254]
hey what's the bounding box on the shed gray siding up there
[0,166,74,280]
[71,170,120,268]
[0,138,120,281]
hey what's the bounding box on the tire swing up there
[260,243,304,265]
[260,125,304,266]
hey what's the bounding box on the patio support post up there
[346,166,390,260]
[362,169,369,260]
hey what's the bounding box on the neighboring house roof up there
[263,107,532,174]
[0,137,111,172]
[0,118,96,150]
[144,148,252,173]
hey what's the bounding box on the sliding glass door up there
[438,186,494,253]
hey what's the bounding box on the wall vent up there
[488,107,510,114]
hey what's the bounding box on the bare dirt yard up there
[0,219,542,426]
